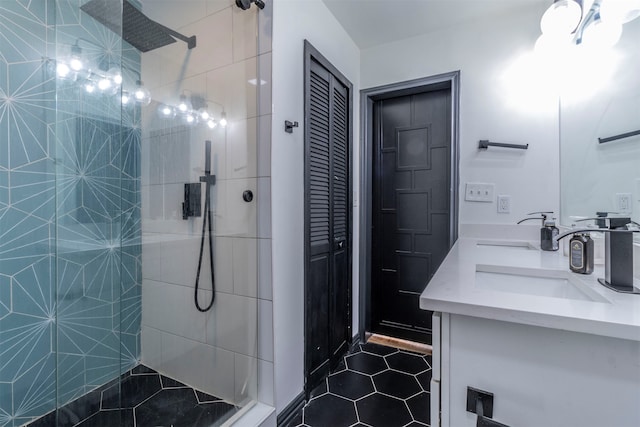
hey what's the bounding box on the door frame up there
[303,40,354,395]
[359,72,460,342]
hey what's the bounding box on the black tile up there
[386,352,429,374]
[303,394,357,427]
[407,392,430,425]
[328,370,375,401]
[56,386,103,425]
[101,373,162,409]
[161,375,188,389]
[345,352,387,375]
[75,409,134,427]
[405,422,429,426]
[373,370,421,400]
[134,388,236,427]
[195,390,223,403]
[131,365,157,375]
[356,394,412,427]
[361,342,399,356]
[27,411,56,427]
[309,379,327,399]
[416,370,432,392]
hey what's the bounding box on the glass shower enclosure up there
[1,0,262,425]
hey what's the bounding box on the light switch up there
[465,183,494,203]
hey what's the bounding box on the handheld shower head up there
[235,0,265,11]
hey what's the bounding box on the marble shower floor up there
[27,365,237,427]
[289,342,432,427]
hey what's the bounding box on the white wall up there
[361,2,560,224]
[271,0,361,414]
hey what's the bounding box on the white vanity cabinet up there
[422,231,640,427]
[430,312,640,427]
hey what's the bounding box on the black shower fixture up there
[236,0,265,11]
[81,0,196,52]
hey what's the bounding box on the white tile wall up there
[232,5,258,62]
[227,117,258,179]
[233,237,258,297]
[205,292,258,357]
[258,299,273,362]
[161,331,236,402]
[257,238,272,300]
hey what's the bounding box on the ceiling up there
[321,0,548,49]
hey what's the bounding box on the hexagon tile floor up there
[289,342,432,427]
[27,365,237,427]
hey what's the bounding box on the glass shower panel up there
[139,0,260,420]
[53,0,135,424]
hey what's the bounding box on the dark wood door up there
[371,89,452,344]
[304,46,351,394]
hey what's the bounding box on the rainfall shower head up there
[81,0,196,53]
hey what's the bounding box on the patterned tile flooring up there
[290,342,432,427]
[27,365,237,427]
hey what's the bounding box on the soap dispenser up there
[517,211,559,251]
[541,218,559,251]
[569,232,594,274]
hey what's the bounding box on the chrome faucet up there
[556,218,639,294]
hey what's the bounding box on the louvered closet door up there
[305,56,350,392]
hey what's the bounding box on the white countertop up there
[420,225,640,342]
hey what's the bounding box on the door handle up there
[333,239,346,250]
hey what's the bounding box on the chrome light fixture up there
[537,0,640,52]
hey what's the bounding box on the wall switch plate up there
[466,387,494,418]
[497,195,511,213]
[465,183,494,202]
[616,193,633,214]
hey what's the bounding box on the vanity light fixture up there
[537,0,640,51]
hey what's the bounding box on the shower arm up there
[151,22,196,50]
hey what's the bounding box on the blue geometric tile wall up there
[0,1,142,425]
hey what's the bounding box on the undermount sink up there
[476,240,537,250]
[475,264,609,303]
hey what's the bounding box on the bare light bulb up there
[121,92,131,105]
[157,104,176,118]
[540,0,582,35]
[57,62,70,78]
[69,44,83,71]
[178,95,191,113]
[133,80,151,106]
[599,0,640,25]
[108,67,123,85]
[98,76,112,91]
[198,108,210,121]
[69,57,83,72]
[85,80,96,93]
[207,119,217,129]
[219,111,227,127]
[582,18,623,49]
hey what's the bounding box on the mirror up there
[560,16,640,233]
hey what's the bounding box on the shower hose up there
[194,178,215,312]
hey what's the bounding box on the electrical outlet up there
[497,195,511,213]
[465,183,494,202]
[616,193,633,214]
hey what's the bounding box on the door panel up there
[372,89,452,344]
[305,50,352,394]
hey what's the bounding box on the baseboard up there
[276,392,305,427]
